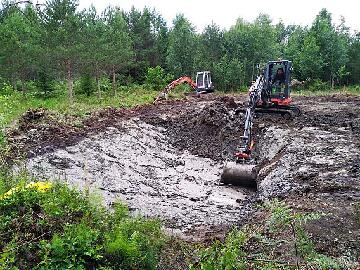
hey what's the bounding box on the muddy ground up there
[6,93,360,260]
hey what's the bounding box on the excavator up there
[154,71,214,102]
[221,60,300,187]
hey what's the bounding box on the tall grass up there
[0,87,158,128]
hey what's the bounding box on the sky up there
[78,0,359,32]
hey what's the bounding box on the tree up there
[347,33,360,84]
[103,7,133,96]
[80,6,107,98]
[194,22,224,72]
[213,55,244,91]
[166,14,196,78]
[42,0,84,103]
[124,7,168,82]
[0,4,41,91]
[294,34,324,80]
[224,14,280,85]
[310,9,348,87]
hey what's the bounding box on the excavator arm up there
[154,76,197,103]
[236,74,266,160]
[221,74,266,187]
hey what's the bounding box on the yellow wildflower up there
[0,181,53,201]
[26,181,53,192]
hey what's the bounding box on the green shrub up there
[104,203,165,270]
[78,74,95,96]
[309,79,329,91]
[191,229,248,270]
[0,176,165,270]
[38,223,103,269]
[36,72,55,98]
[0,82,14,95]
[145,66,173,91]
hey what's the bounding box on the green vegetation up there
[0,84,157,129]
[0,173,165,270]
[0,169,350,269]
[145,66,173,91]
[0,1,359,98]
[0,1,359,269]
[292,84,360,96]
[191,199,344,270]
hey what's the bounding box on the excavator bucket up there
[221,162,257,188]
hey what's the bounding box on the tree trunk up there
[112,66,116,96]
[331,73,335,89]
[96,76,101,100]
[66,60,74,104]
[251,62,255,82]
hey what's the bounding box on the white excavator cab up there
[195,71,214,93]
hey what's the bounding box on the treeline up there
[0,0,359,98]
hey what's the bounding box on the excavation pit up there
[23,117,255,235]
[11,94,360,253]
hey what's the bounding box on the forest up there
[0,0,359,101]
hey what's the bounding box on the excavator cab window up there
[196,71,214,92]
[204,73,210,88]
[196,73,204,88]
[266,61,290,99]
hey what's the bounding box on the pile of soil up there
[145,98,244,161]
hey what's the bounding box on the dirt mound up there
[145,99,244,161]
[6,109,79,159]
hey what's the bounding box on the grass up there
[0,87,158,129]
[0,85,158,152]
[0,172,165,270]
[292,85,360,96]
[191,199,346,270]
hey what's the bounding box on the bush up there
[79,74,95,96]
[0,82,14,95]
[36,72,55,98]
[104,203,164,270]
[38,223,103,269]
[191,199,344,270]
[309,79,329,91]
[0,176,165,270]
[213,55,245,91]
[191,229,248,270]
[145,66,173,91]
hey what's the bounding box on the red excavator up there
[154,71,214,102]
[221,60,301,187]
